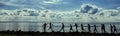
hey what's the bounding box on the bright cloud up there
[0,4,120,22]
[41,0,68,5]
[80,4,102,14]
[0,0,67,10]
[43,0,61,4]
[117,7,120,9]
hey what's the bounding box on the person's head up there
[110,24,112,26]
[113,25,115,26]
[49,22,51,24]
[101,24,104,26]
[75,23,77,24]
[62,23,64,24]
[101,24,103,25]
[44,23,47,24]
[70,24,72,26]
[81,24,83,25]
[62,23,64,26]
[88,24,90,25]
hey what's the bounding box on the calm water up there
[0,22,120,33]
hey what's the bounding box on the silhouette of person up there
[59,23,65,32]
[69,24,74,32]
[75,23,78,32]
[110,24,113,33]
[81,24,84,32]
[88,24,91,32]
[113,25,117,33]
[101,24,106,33]
[94,25,98,33]
[43,23,47,32]
[48,22,54,32]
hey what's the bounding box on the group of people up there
[110,24,118,33]
[42,23,118,33]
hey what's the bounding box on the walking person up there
[81,24,84,32]
[94,25,98,33]
[69,24,74,32]
[110,24,113,33]
[101,24,106,33]
[88,24,91,33]
[75,23,78,32]
[59,23,65,32]
[43,23,47,32]
[113,25,117,33]
[48,22,54,32]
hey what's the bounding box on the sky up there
[0,0,120,22]
[0,0,120,11]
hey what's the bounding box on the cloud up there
[97,9,119,17]
[0,0,46,9]
[73,4,120,22]
[117,7,120,9]
[80,4,102,14]
[0,0,68,10]
[41,0,68,5]
[0,4,120,22]
[0,8,40,16]
[43,0,61,4]
[0,0,31,9]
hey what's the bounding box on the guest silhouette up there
[43,23,47,32]
[48,22,54,32]
[113,25,117,33]
[69,24,74,32]
[101,24,106,33]
[59,23,65,32]
[110,24,113,33]
[94,25,98,33]
[75,23,78,32]
[81,24,84,32]
[88,24,91,33]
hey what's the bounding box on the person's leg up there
[115,29,117,33]
[76,27,78,32]
[88,29,90,32]
[104,29,105,33]
[43,28,45,32]
[70,30,71,32]
[72,29,74,32]
[113,29,115,33]
[51,28,54,32]
[94,30,95,33]
[44,28,46,32]
[82,29,84,32]
[63,29,65,32]
[111,29,113,33]
[94,30,96,33]
[59,28,62,32]
[69,29,71,32]
[96,29,98,33]
[101,29,103,33]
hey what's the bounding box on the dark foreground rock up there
[0,31,119,36]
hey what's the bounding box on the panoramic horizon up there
[0,0,120,33]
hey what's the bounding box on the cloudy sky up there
[0,0,120,11]
[0,0,120,22]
